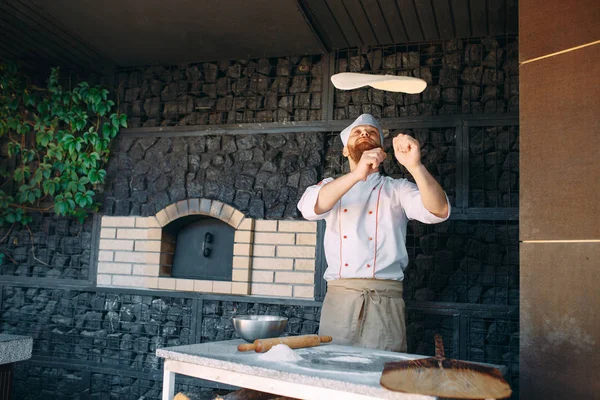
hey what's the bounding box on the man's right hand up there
[312,148,386,215]
[350,148,387,181]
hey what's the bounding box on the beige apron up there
[319,278,407,352]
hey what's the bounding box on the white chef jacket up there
[297,173,450,281]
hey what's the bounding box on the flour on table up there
[325,356,372,364]
[258,344,303,362]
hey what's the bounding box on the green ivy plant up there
[0,62,127,227]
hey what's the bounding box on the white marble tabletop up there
[0,334,33,365]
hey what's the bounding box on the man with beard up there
[297,114,450,352]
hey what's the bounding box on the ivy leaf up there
[13,166,29,183]
[39,133,50,147]
[75,192,87,207]
[102,122,112,139]
[67,181,78,193]
[7,142,20,157]
[75,119,85,131]
[43,180,54,195]
[61,134,74,144]
[33,168,43,184]
[89,170,99,184]
[42,165,51,179]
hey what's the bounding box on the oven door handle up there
[202,232,213,257]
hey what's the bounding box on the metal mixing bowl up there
[232,315,288,342]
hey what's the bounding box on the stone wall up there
[0,213,94,281]
[403,220,519,305]
[469,126,519,208]
[102,133,324,219]
[116,55,324,128]
[0,287,323,358]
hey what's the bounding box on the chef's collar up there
[340,114,384,147]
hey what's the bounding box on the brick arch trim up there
[154,198,249,229]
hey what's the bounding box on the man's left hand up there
[393,134,422,170]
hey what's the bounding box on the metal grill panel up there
[116,55,324,128]
[333,37,519,118]
[469,126,519,208]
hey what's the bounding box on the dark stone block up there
[248,199,264,219]
[151,193,171,213]
[464,44,482,66]
[113,178,130,202]
[203,63,217,82]
[483,69,504,86]
[235,175,254,191]
[236,136,255,151]
[442,88,459,104]
[439,68,459,87]
[443,52,462,70]
[277,59,290,76]
[289,76,307,94]
[216,96,233,111]
[232,191,251,210]
[461,67,483,84]
[160,83,178,102]
[131,190,148,204]
[300,320,319,335]
[265,203,285,219]
[299,168,318,189]
[168,187,186,203]
[249,74,269,95]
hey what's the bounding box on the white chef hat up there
[340,113,384,147]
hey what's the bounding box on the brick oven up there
[97,199,318,299]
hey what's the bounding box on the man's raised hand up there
[351,148,387,181]
[393,134,422,170]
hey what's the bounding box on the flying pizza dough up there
[331,72,427,94]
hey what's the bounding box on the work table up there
[158,339,441,400]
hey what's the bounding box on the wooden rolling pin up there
[237,334,332,353]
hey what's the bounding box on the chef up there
[297,114,450,352]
